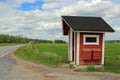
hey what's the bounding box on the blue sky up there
[19,1,44,11]
[110,0,120,3]
[0,0,120,41]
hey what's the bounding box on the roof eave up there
[73,30,114,33]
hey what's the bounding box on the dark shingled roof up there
[62,16,115,35]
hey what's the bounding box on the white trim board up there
[69,29,73,61]
[74,32,76,64]
[76,32,80,65]
[102,33,105,65]
[74,31,106,33]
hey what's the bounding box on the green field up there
[0,43,21,46]
[14,44,69,67]
[14,43,120,73]
[104,43,120,73]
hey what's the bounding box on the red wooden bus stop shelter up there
[62,16,114,66]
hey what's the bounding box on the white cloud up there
[6,0,36,8]
[42,2,58,10]
[36,21,61,30]
[42,0,79,10]
[114,27,120,31]
[0,0,120,41]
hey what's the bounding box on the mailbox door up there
[82,49,92,60]
[92,49,101,60]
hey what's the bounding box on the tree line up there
[106,40,120,43]
[0,34,66,44]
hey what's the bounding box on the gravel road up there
[0,45,23,57]
[0,45,23,80]
[0,45,120,80]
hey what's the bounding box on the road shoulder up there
[10,53,120,80]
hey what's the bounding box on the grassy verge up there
[0,43,22,46]
[14,43,120,73]
[14,44,69,67]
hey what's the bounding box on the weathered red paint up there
[82,49,92,60]
[80,33,103,65]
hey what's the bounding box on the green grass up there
[14,43,120,73]
[14,44,69,67]
[0,43,21,46]
[104,43,120,73]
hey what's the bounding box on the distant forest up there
[0,34,66,44]
[105,40,120,43]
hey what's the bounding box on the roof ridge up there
[62,15,101,18]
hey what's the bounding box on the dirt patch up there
[85,72,120,80]
[10,54,120,80]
